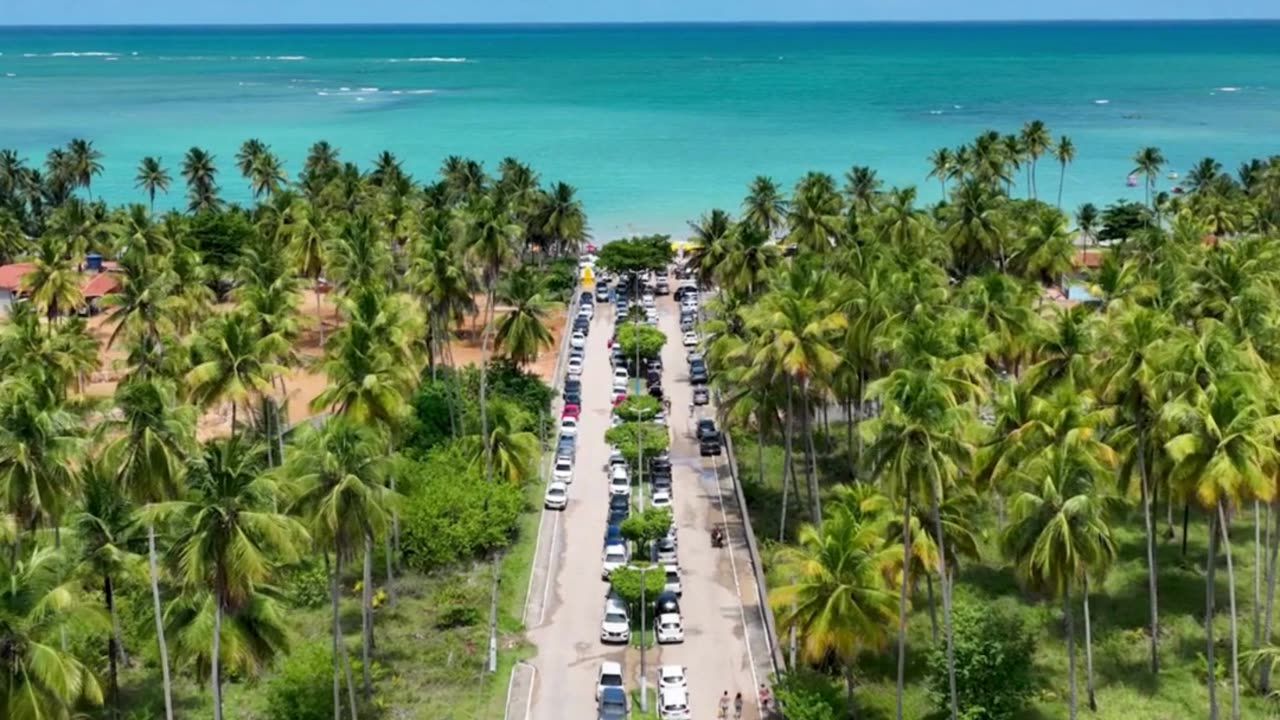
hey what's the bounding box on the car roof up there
[659,664,684,676]
[604,543,627,554]
[547,481,567,490]
[600,660,623,674]
[660,686,689,704]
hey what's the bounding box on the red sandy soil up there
[78,290,565,439]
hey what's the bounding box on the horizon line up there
[3,18,1280,29]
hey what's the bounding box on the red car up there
[562,403,581,420]
[612,392,627,407]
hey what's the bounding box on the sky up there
[1,0,1277,25]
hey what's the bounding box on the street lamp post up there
[638,563,653,713]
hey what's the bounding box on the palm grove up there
[690,123,1280,719]
[0,138,584,719]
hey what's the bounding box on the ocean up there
[2,22,1279,238]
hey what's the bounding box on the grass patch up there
[733,420,1275,720]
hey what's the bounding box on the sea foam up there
[403,56,467,63]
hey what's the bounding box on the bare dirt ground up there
[78,289,565,438]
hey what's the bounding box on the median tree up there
[605,422,670,481]
[595,234,674,293]
[620,508,673,556]
[615,395,662,423]
[608,563,668,622]
[616,324,667,361]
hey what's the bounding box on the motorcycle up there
[710,524,726,548]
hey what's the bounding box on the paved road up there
[524,291,774,720]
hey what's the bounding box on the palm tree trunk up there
[1058,165,1066,208]
[779,380,796,542]
[894,492,912,720]
[1206,509,1219,720]
[361,533,374,699]
[315,281,326,347]
[1218,503,1241,720]
[1083,575,1098,712]
[1183,502,1192,560]
[799,378,822,532]
[929,480,959,720]
[1261,500,1280,691]
[1136,429,1160,674]
[479,288,496,484]
[212,590,224,720]
[925,572,939,642]
[147,524,175,720]
[105,574,121,720]
[1254,501,1263,654]
[1065,588,1078,720]
[843,662,858,720]
[328,552,342,720]
[756,422,766,489]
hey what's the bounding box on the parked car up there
[682,331,698,348]
[601,544,629,579]
[663,564,683,596]
[651,536,678,566]
[543,481,568,510]
[570,331,586,349]
[600,597,631,644]
[656,613,684,644]
[603,523,623,548]
[608,495,630,525]
[658,665,688,694]
[562,403,581,420]
[699,436,722,457]
[689,366,709,385]
[553,455,574,483]
[559,416,579,437]
[609,471,631,498]
[566,356,583,376]
[650,488,672,510]
[695,418,719,441]
[692,386,710,405]
[599,687,628,720]
[654,590,680,617]
[657,686,692,720]
[596,661,625,701]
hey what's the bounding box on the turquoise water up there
[3,22,1280,238]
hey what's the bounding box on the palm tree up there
[249,150,287,199]
[463,398,541,485]
[493,265,555,366]
[788,173,843,254]
[134,156,171,213]
[945,179,1009,275]
[0,374,82,546]
[181,147,221,213]
[686,209,735,290]
[0,545,105,719]
[1075,203,1099,259]
[770,503,898,712]
[104,378,197,720]
[23,235,84,325]
[927,147,956,197]
[284,420,394,711]
[186,311,286,437]
[1053,136,1076,209]
[843,165,882,216]
[742,175,788,237]
[1132,146,1166,210]
[1187,157,1224,193]
[1020,121,1051,199]
[1164,378,1278,720]
[72,456,140,719]
[863,367,976,720]
[1001,441,1118,720]
[235,139,266,179]
[143,437,307,720]
[719,221,780,298]
[536,181,588,257]
[66,138,104,198]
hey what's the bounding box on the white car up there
[653,411,668,426]
[543,481,568,510]
[570,331,586,349]
[559,416,579,438]
[612,376,629,392]
[613,367,629,384]
[682,331,698,348]
[567,356,584,376]
[665,524,678,548]
[609,471,631,498]
[656,612,684,644]
[600,598,631,644]
[658,686,692,720]
[601,544,628,579]
[651,536,678,566]
[609,448,626,468]
[658,665,687,694]
[642,294,655,308]
[650,488,672,510]
[596,660,624,701]
[553,456,573,484]
[663,564,682,596]
[579,303,594,319]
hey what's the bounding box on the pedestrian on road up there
[719,691,731,719]
[759,683,772,711]
[734,691,744,719]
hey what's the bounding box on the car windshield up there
[605,612,627,624]
[601,673,622,686]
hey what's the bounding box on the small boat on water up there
[1168,171,1180,180]
[1126,174,1139,187]
[1172,185,1185,195]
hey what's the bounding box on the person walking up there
[719,690,731,719]
[733,691,744,719]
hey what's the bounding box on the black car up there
[700,437,722,456]
[648,384,664,401]
[690,368,709,385]
[564,379,582,395]
[573,317,590,335]
[693,386,710,406]
[651,474,673,492]
[595,284,610,301]
[696,418,719,442]
[580,291,594,305]
[654,591,680,617]
[608,507,630,526]
[562,389,581,405]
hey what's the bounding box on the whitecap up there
[1218,86,1240,92]
[404,89,435,95]
[355,97,366,102]
[104,57,118,61]
[929,110,944,115]
[358,86,379,92]
[51,51,119,57]
[405,56,466,63]
[275,55,307,61]
[338,86,351,91]
[4,73,15,78]
[953,104,963,109]
[1094,99,1110,105]
[22,53,36,57]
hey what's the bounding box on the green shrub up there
[773,669,846,720]
[605,422,669,467]
[398,443,526,571]
[285,562,330,609]
[608,563,667,612]
[265,641,333,720]
[615,324,667,361]
[433,576,487,629]
[403,377,457,456]
[927,600,1035,720]
[614,394,661,422]
[620,508,672,555]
